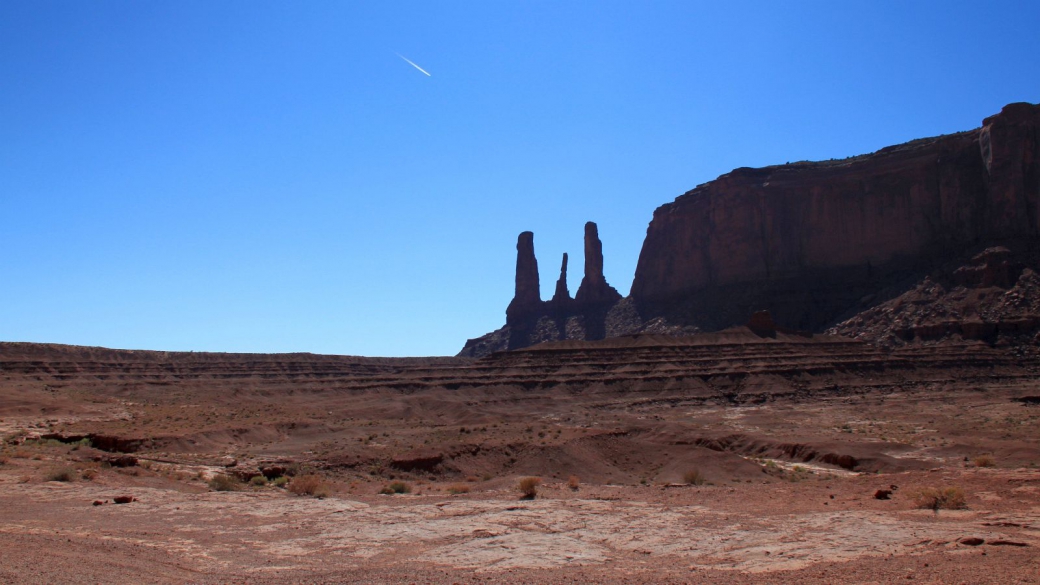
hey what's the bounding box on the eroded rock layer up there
[3,332,1032,411]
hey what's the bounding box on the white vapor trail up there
[395,52,431,77]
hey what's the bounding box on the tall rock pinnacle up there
[575,221,622,306]
[505,231,541,324]
[551,253,571,303]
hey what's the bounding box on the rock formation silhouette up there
[459,222,624,356]
[461,102,1040,357]
[550,253,572,307]
[505,231,541,326]
[575,222,622,307]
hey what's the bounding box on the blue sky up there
[2,1,1038,356]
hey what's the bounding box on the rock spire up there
[551,253,571,304]
[574,221,622,306]
[505,231,540,325]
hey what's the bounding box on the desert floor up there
[1,340,1039,583]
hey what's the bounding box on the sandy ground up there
[2,339,1040,583]
[2,444,1039,583]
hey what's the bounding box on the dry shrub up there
[81,468,99,481]
[45,466,76,482]
[11,449,30,459]
[0,455,8,466]
[973,455,995,468]
[518,476,541,499]
[289,474,332,498]
[683,469,706,485]
[914,487,967,511]
[567,475,580,490]
[379,481,411,495]
[208,473,241,492]
[447,483,470,495]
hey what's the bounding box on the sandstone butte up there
[460,102,1040,357]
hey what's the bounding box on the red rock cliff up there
[630,102,1040,329]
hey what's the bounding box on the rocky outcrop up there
[459,222,626,356]
[829,246,1040,352]
[952,247,1015,288]
[630,102,1040,332]
[462,102,1040,356]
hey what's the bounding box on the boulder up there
[260,465,289,479]
[747,311,777,338]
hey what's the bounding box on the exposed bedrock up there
[630,102,1040,331]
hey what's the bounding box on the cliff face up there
[629,102,1040,330]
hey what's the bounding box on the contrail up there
[395,52,431,77]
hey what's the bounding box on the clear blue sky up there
[2,2,1038,356]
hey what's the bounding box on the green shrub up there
[271,476,289,488]
[250,475,267,486]
[208,474,241,492]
